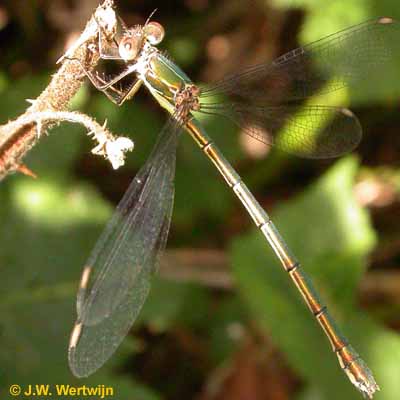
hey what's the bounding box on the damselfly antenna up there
[144,9,159,27]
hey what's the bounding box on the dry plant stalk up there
[0,0,133,180]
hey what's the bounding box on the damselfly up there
[67,12,399,398]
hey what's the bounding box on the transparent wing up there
[68,116,180,378]
[198,18,399,158]
[201,17,399,102]
[199,103,361,158]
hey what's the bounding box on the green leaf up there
[207,296,248,364]
[0,172,164,398]
[22,124,87,179]
[9,177,111,229]
[174,108,242,225]
[231,156,400,399]
[0,74,50,121]
[167,37,200,67]
[138,278,210,332]
[268,1,400,104]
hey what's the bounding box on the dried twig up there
[6,110,134,170]
[0,0,132,179]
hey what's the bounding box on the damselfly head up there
[118,28,143,61]
[118,20,164,61]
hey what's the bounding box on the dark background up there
[0,1,399,399]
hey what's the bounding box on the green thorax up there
[141,51,193,114]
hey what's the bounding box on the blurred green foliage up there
[0,1,400,400]
[232,157,400,399]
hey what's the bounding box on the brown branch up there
[0,0,120,180]
[159,249,233,288]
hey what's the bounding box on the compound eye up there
[144,22,165,45]
[119,36,141,61]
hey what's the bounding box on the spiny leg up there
[65,54,139,105]
[83,65,143,106]
[102,78,144,106]
[80,69,143,106]
[74,56,137,91]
